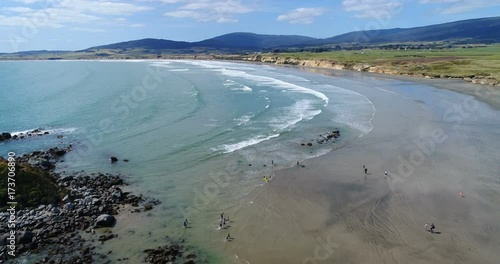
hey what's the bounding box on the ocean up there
[0,60,375,262]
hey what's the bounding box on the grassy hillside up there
[0,159,66,210]
[248,44,500,83]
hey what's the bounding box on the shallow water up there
[0,60,375,262]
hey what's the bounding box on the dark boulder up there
[0,132,12,141]
[41,160,54,169]
[95,214,116,228]
[16,231,34,245]
[55,149,66,156]
[110,156,118,163]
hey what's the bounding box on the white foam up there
[231,85,252,92]
[182,60,256,71]
[234,114,253,126]
[262,96,271,109]
[320,84,375,136]
[213,134,280,153]
[216,68,329,105]
[269,100,321,131]
[168,68,189,72]
[11,127,78,136]
[182,60,328,104]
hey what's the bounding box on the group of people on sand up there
[362,165,389,177]
[219,212,233,241]
[363,165,442,235]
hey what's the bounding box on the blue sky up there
[0,0,499,52]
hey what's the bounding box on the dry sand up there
[222,70,500,264]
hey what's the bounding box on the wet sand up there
[224,70,500,263]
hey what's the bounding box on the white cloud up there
[1,0,152,29]
[12,0,46,4]
[0,14,30,26]
[3,7,35,13]
[276,8,326,24]
[163,0,254,23]
[72,27,106,33]
[57,0,152,16]
[342,0,402,18]
[419,0,500,14]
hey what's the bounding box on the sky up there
[0,0,499,52]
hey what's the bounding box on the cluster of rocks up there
[0,129,60,142]
[0,148,161,263]
[16,146,73,171]
[144,237,201,264]
[300,129,341,147]
[110,156,129,163]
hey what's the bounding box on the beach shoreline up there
[1,60,499,263]
[221,64,500,263]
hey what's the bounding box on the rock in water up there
[0,132,12,141]
[95,214,116,228]
[110,156,118,163]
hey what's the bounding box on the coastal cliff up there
[216,55,500,87]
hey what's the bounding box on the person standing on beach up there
[424,223,428,231]
[220,212,224,221]
[430,223,435,233]
[363,165,367,174]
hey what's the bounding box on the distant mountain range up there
[84,16,499,52]
[3,16,500,56]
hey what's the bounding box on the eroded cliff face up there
[234,55,499,87]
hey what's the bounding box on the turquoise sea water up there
[0,60,375,262]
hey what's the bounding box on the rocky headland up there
[0,147,198,263]
[214,55,500,87]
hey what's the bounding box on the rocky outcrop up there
[144,237,200,264]
[0,132,12,141]
[0,128,66,142]
[301,129,341,147]
[0,147,161,263]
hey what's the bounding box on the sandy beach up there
[220,69,500,264]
